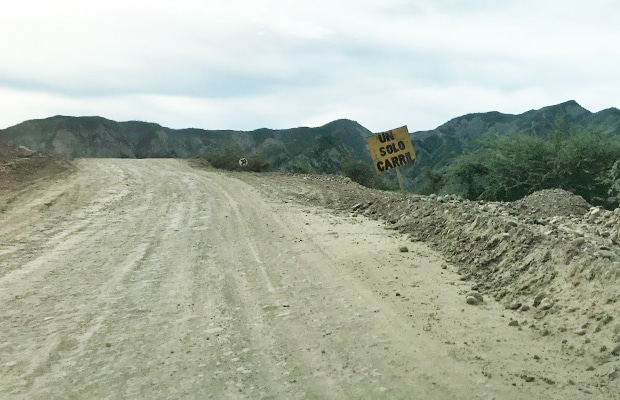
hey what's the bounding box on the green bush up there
[244,158,271,172]
[342,158,375,187]
[418,167,445,195]
[444,130,620,208]
[341,158,398,191]
[202,145,271,172]
[601,160,620,206]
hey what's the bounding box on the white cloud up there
[1,0,619,132]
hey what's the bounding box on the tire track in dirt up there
[190,170,478,398]
[185,169,304,398]
[1,159,607,399]
[0,161,163,396]
[215,183,277,294]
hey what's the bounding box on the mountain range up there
[1,100,618,191]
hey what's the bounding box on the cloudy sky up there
[1,0,619,132]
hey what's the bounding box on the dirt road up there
[0,159,607,399]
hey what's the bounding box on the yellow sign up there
[366,126,416,172]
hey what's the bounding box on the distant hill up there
[1,100,619,191]
[0,116,374,175]
[412,100,620,164]
[407,100,620,190]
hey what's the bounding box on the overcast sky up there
[1,0,619,132]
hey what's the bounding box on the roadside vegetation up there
[201,144,398,191]
[200,121,620,207]
[341,158,398,191]
[201,144,271,172]
[437,123,620,209]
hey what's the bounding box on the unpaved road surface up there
[0,159,610,399]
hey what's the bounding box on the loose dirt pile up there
[0,144,74,212]
[514,189,593,219]
[240,171,620,388]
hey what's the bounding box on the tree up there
[600,160,620,209]
[444,153,490,200]
[342,158,376,187]
[443,130,620,208]
[420,167,445,194]
[341,158,397,191]
[549,115,568,151]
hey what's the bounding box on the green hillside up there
[0,115,384,182]
[1,100,619,204]
[407,101,620,193]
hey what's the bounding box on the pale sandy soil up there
[0,159,614,399]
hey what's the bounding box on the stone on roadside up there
[589,207,603,217]
[508,301,522,310]
[466,296,479,305]
[467,292,483,303]
[533,292,546,307]
[596,250,615,260]
[17,145,36,157]
[521,374,535,382]
[571,237,585,247]
[538,298,554,310]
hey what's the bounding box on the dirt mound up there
[241,171,620,383]
[514,189,592,218]
[0,144,74,210]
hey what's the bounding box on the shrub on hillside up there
[341,158,397,191]
[342,158,375,187]
[202,145,271,172]
[444,131,620,208]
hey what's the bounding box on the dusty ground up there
[0,145,74,213]
[1,158,619,399]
